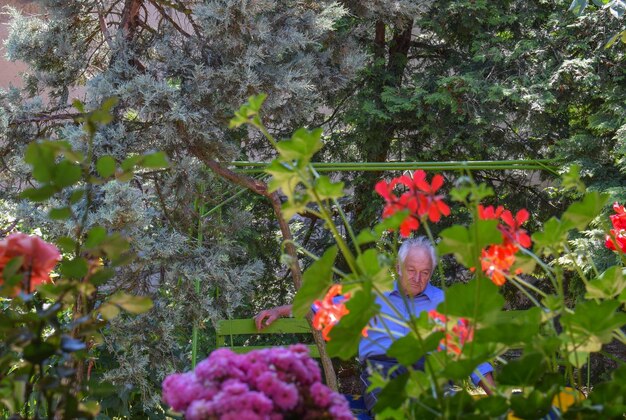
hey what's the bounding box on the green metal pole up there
[191,185,205,368]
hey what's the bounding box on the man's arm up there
[477,372,495,395]
[254,304,292,330]
[471,362,495,395]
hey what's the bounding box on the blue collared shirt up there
[358,282,493,385]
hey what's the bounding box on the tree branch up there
[148,0,191,38]
[179,124,337,390]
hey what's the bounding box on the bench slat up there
[223,344,320,358]
[216,318,311,335]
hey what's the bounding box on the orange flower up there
[0,233,61,293]
[480,244,518,286]
[312,285,350,341]
[428,310,473,356]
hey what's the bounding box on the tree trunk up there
[353,22,414,234]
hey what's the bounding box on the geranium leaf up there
[562,191,609,230]
[439,278,504,322]
[585,266,626,299]
[292,246,337,318]
[314,176,344,200]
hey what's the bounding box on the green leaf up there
[314,176,344,200]
[89,97,118,125]
[59,258,89,279]
[292,246,338,318]
[561,164,585,193]
[374,373,409,412]
[510,388,555,419]
[24,143,55,182]
[355,229,377,246]
[48,207,73,220]
[140,151,170,169]
[99,233,130,260]
[89,268,115,286]
[439,278,504,322]
[21,186,57,202]
[229,94,267,128]
[532,217,574,255]
[510,253,537,275]
[56,237,77,253]
[3,256,24,280]
[96,156,116,178]
[357,249,393,292]
[85,226,108,249]
[98,303,120,320]
[585,266,626,300]
[438,220,500,268]
[275,128,323,163]
[23,342,56,364]
[475,396,509,417]
[69,189,85,204]
[561,300,626,353]
[108,292,153,314]
[562,192,609,230]
[498,353,546,386]
[387,331,441,366]
[438,225,472,267]
[72,99,85,113]
[475,308,542,346]
[54,161,82,188]
[121,155,142,171]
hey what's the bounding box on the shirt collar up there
[391,281,437,300]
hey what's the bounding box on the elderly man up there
[255,237,495,412]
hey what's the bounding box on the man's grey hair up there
[397,236,438,272]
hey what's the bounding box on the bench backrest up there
[215,318,320,358]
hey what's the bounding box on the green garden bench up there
[215,318,320,358]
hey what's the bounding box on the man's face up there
[398,247,433,297]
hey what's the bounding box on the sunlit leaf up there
[292,246,337,318]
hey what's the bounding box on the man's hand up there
[254,304,292,330]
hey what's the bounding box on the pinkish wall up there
[0,0,38,88]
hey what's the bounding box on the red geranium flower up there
[499,209,531,248]
[478,205,504,220]
[605,229,626,253]
[480,244,518,286]
[312,285,350,341]
[0,232,61,293]
[375,171,450,237]
[610,202,626,230]
[399,170,451,222]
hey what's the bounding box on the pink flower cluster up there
[162,345,353,420]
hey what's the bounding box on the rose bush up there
[0,232,61,293]
[0,99,166,419]
[229,95,626,419]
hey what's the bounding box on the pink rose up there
[0,233,61,292]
